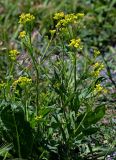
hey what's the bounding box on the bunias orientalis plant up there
[18,13,40,116]
[42,12,108,159]
[0,12,108,160]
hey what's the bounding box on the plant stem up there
[74,53,77,91]
[27,39,39,116]
[102,54,116,88]
[74,112,87,135]
[13,111,21,158]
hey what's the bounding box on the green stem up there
[24,88,28,121]
[30,50,39,116]
[42,36,53,60]
[74,53,77,91]
[9,63,14,78]
[27,38,39,116]
[102,54,116,88]
[13,111,21,158]
[74,112,87,135]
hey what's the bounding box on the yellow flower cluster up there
[54,12,84,28]
[19,31,26,38]
[49,29,56,35]
[35,115,42,121]
[69,38,82,49]
[19,13,35,24]
[94,84,103,92]
[94,49,100,57]
[94,84,107,94]
[13,76,32,88]
[9,49,19,60]
[92,62,104,77]
[53,12,65,20]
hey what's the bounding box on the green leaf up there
[39,107,51,118]
[93,105,106,123]
[83,105,106,127]
[0,143,12,158]
[95,77,106,85]
[75,113,85,136]
[1,104,33,158]
[83,127,99,136]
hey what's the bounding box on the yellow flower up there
[103,88,108,94]
[65,13,78,22]
[92,62,104,77]
[93,62,99,68]
[35,115,42,121]
[9,49,19,60]
[94,84,107,94]
[94,49,100,57]
[13,76,32,88]
[69,38,82,49]
[53,12,65,20]
[94,84,103,93]
[19,31,26,38]
[49,29,56,35]
[55,13,84,28]
[92,70,100,77]
[19,13,35,24]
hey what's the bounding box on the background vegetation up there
[0,0,116,160]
